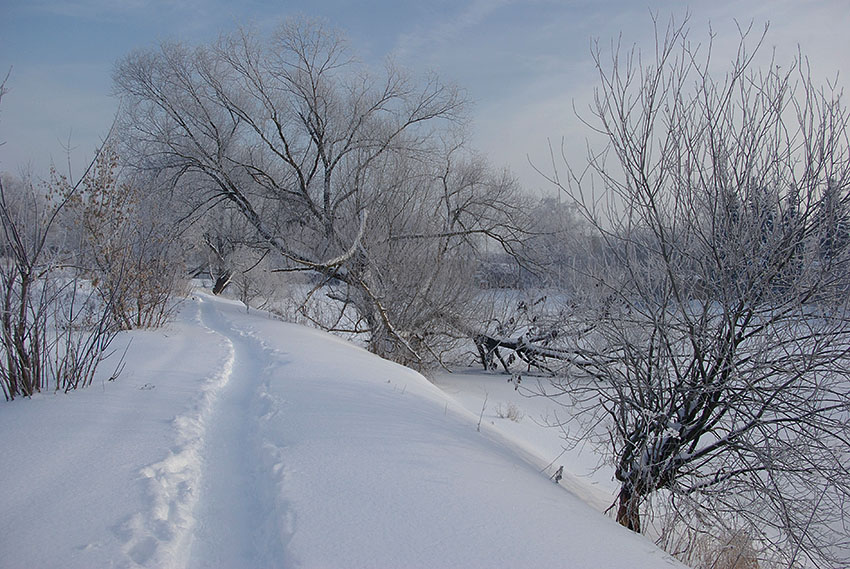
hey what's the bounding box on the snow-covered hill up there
[1,292,684,568]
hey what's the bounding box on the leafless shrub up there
[674,529,761,569]
[60,146,186,330]
[0,171,121,400]
[495,402,523,422]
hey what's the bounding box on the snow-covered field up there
[1,292,684,568]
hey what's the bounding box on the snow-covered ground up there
[431,368,619,513]
[1,292,685,568]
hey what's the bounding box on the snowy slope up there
[1,293,685,568]
[432,368,620,513]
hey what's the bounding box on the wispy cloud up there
[3,0,848,189]
[393,0,514,60]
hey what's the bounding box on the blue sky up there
[1,0,848,192]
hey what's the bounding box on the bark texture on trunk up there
[616,486,641,533]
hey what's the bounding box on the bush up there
[0,173,121,400]
[495,402,523,422]
[60,147,186,330]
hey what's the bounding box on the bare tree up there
[59,145,187,330]
[190,203,257,295]
[539,19,850,567]
[0,170,122,400]
[114,18,526,364]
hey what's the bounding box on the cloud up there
[3,0,848,188]
[392,0,513,61]
[454,0,850,192]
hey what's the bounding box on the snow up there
[431,368,620,513]
[0,292,685,568]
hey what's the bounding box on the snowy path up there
[186,298,286,567]
[1,293,686,569]
[184,295,685,568]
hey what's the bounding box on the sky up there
[1,0,849,194]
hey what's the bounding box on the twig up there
[477,392,488,432]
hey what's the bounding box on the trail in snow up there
[1,293,685,569]
[0,298,236,569]
[196,294,684,569]
[115,299,235,568]
[186,298,288,568]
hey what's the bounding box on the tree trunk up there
[211,272,232,295]
[616,486,641,533]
